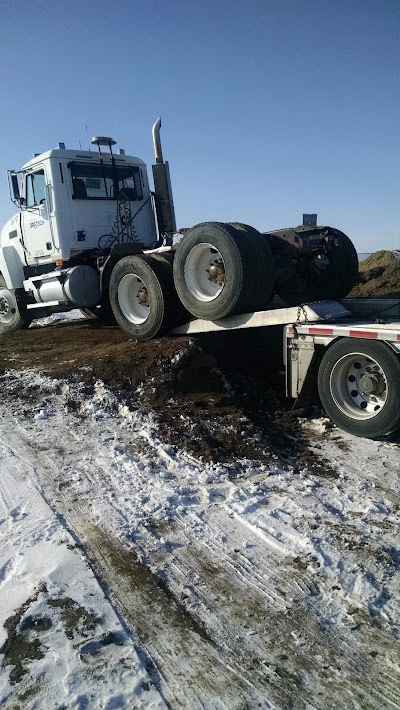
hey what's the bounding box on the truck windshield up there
[69,162,143,201]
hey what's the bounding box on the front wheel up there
[318,338,400,438]
[0,275,32,334]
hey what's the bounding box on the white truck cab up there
[0,145,157,287]
[0,121,176,327]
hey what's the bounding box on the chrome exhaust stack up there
[152,117,176,242]
[152,117,164,163]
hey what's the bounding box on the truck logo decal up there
[29,219,45,229]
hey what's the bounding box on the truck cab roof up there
[21,148,146,171]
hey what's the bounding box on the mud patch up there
[1,583,101,686]
[47,597,99,640]
[0,586,49,684]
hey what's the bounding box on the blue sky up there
[0,0,398,251]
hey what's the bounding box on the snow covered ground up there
[0,367,399,709]
[29,310,85,327]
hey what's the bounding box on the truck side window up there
[26,170,46,207]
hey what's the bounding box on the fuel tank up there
[24,265,102,307]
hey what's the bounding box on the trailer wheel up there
[318,339,400,438]
[0,275,32,334]
[173,222,262,320]
[274,233,358,305]
[109,254,176,339]
[228,223,275,310]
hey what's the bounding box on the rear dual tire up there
[267,232,358,305]
[228,223,275,312]
[173,222,275,320]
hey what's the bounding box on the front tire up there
[318,339,400,438]
[0,275,32,334]
[109,255,177,339]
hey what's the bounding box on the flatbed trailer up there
[174,298,400,439]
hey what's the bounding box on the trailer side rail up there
[287,321,400,343]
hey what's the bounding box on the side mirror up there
[8,171,22,207]
[11,172,20,201]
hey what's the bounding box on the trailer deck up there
[174,298,400,339]
[173,299,351,334]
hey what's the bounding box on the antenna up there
[82,97,91,151]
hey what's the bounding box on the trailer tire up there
[173,222,261,320]
[318,338,400,438]
[109,254,177,339]
[228,223,275,310]
[0,275,32,334]
[275,232,358,305]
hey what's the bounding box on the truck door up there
[20,166,56,264]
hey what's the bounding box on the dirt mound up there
[0,319,331,475]
[349,250,400,298]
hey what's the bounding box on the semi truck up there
[1,119,399,439]
[1,118,359,337]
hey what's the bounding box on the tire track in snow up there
[0,409,271,709]
[1,371,399,709]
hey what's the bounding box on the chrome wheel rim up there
[330,353,388,420]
